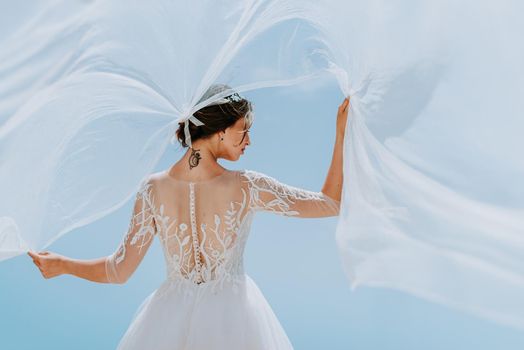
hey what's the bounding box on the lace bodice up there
[105,169,340,286]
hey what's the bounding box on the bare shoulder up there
[149,170,167,183]
[136,172,163,193]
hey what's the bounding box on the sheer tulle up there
[297,0,524,329]
[116,275,294,350]
[0,0,318,255]
[1,0,523,331]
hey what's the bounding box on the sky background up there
[0,3,523,347]
[1,76,524,349]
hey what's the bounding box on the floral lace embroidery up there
[241,169,338,216]
[156,186,249,286]
[107,169,338,288]
[105,179,157,284]
[114,181,156,265]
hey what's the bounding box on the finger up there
[38,251,49,256]
[339,98,349,111]
[30,254,41,265]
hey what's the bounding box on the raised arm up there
[239,97,349,219]
[321,97,349,202]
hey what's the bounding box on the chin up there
[225,151,242,161]
[224,155,239,162]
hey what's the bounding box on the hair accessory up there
[184,115,204,148]
[170,84,249,148]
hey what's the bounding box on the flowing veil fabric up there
[1,0,523,330]
[0,0,318,256]
[296,0,524,329]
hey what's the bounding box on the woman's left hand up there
[336,97,350,138]
[28,250,67,279]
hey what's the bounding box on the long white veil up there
[297,0,524,329]
[0,0,318,256]
[1,0,523,330]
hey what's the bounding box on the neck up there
[171,142,225,178]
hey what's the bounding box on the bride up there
[27,86,350,349]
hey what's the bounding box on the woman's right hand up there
[28,250,67,279]
[336,97,350,138]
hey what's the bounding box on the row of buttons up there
[189,182,203,284]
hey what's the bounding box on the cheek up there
[224,138,238,152]
[228,135,243,147]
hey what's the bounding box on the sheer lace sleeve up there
[105,178,157,284]
[241,170,340,218]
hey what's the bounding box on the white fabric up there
[297,0,524,330]
[0,0,316,253]
[182,115,205,149]
[1,0,523,333]
[104,169,339,348]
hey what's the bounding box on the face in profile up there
[220,116,251,161]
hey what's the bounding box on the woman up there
[28,86,350,349]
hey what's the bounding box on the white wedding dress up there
[104,168,340,350]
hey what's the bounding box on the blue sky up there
[1,77,523,349]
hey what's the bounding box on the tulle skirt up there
[116,274,294,350]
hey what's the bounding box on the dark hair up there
[175,93,253,148]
